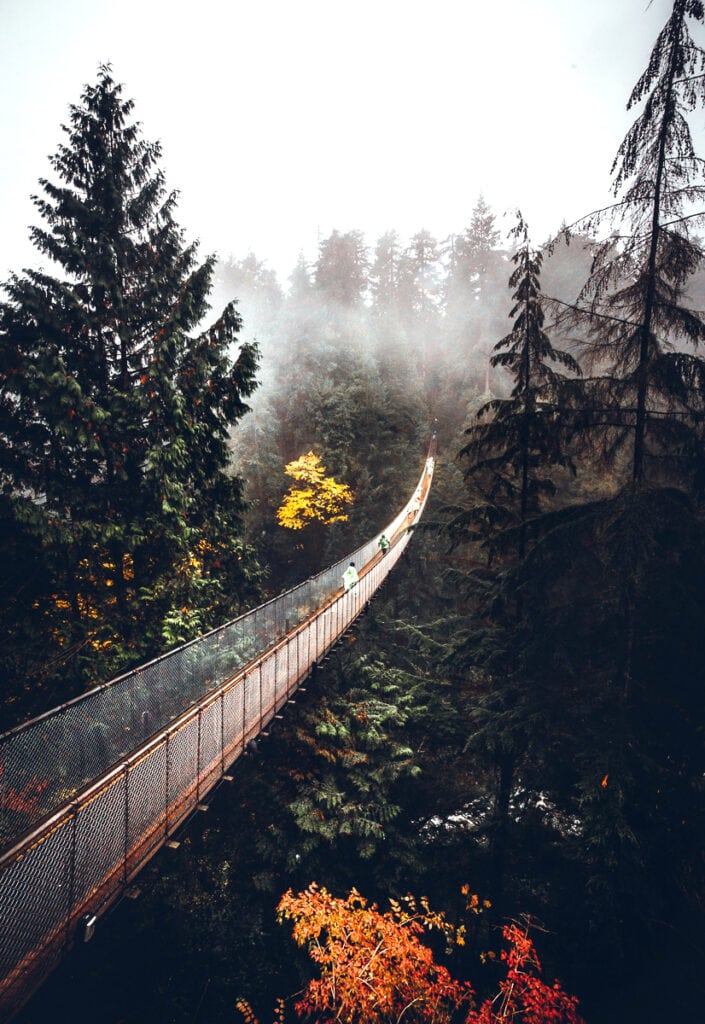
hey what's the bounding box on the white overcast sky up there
[0,0,693,284]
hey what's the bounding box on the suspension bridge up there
[0,443,435,1020]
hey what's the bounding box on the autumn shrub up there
[277,883,473,1024]
[469,920,583,1024]
[266,884,584,1024]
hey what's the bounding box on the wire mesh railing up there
[0,444,435,1021]
[0,455,434,852]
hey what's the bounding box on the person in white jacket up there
[343,562,359,592]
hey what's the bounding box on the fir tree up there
[456,214,580,561]
[369,230,404,317]
[243,650,430,891]
[455,194,501,284]
[314,229,369,308]
[399,229,442,322]
[444,215,580,913]
[0,66,260,714]
[570,0,705,489]
[287,252,314,304]
[438,216,582,913]
[397,230,442,387]
[444,196,507,392]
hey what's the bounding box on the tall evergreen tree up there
[397,230,442,386]
[399,230,442,321]
[448,216,580,910]
[314,229,369,308]
[572,0,705,489]
[444,197,507,393]
[0,66,260,716]
[457,215,580,560]
[287,251,314,304]
[455,195,501,283]
[367,230,421,386]
[369,230,406,324]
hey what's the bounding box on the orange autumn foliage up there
[469,920,583,1024]
[277,883,474,1024]
[271,885,584,1024]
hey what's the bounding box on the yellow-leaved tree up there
[276,452,353,530]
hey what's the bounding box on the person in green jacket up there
[378,533,390,555]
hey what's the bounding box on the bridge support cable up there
[0,442,435,1020]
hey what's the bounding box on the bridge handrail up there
[0,447,435,852]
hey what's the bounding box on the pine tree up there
[457,214,580,561]
[399,230,442,322]
[456,195,501,282]
[369,230,404,317]
[287,252,314,304]
[396,230,442,386]
[444,197,506,376]
[0,66,260,711]
[572,0,705,489]
[443,215,580,913]
[314,229,369,308]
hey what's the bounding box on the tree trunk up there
[491,743,514,917]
